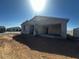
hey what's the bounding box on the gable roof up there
[22,16,69,25]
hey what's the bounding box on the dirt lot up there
[0,32,79,59]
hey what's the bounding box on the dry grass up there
[0,32,78,59]
[0,40,32,59]
[0,33,32,59]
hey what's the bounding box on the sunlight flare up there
[29,0,47,13]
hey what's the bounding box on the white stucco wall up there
[21,24,34,34]
[34,25,47,35]
[61,23,67,38]
[48,24,61,35]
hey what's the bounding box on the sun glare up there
[30,0,47,13]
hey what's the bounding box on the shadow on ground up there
[13,34,79,58]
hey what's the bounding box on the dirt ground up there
[0,32,79,59]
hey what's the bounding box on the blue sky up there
[0,0,79,30]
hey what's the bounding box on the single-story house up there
[73,28,79,38]
[21,16,69,38]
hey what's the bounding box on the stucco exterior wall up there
[21,24,34,34]
[48,24,61,36]
[61,23,67,38]
[34,25,47,35]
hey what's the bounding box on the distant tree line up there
[0,26,21,33]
